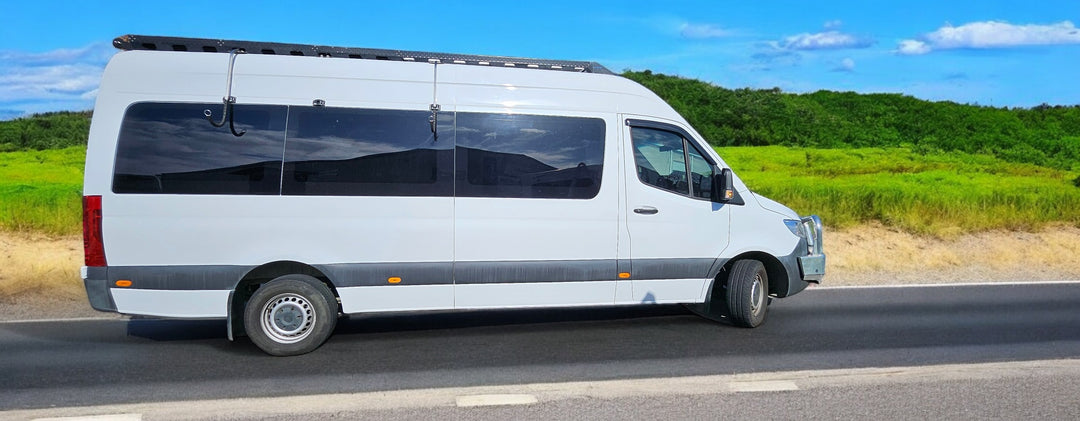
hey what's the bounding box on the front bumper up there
[797,215,826,283]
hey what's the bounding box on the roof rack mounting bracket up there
[429,103,441,140]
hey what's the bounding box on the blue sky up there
[1,0,1078,119]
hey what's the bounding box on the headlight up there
[800,215,823,255]
[783,219,804,237]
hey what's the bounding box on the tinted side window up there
[282,107,452,196]
[456,113,605,199]
[630,127,689,195]
[113,103,287,194]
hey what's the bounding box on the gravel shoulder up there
[825,223,1080,285]
[3,224,1079,321]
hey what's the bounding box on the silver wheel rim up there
[749,274,765,314]
[260,293,316,344]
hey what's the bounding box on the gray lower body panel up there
[84,258,723,314]
[83,273,116,312]
[777,253,811,297]
[774,233,826,297]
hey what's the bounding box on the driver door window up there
[631,127,714,199]
[630,127,688,195]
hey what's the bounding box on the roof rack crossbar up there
[112,35,614,75]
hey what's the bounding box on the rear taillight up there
[83,195,106,267]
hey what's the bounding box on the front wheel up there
[726,259,769,328]
[244,275,338,356]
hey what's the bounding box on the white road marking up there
[32,414,142,421]
[456,394,539,407]
[810,280,1080,290]
[5,359,1079,420]
[728,380,799,392]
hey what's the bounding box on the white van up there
[82,35,825,356]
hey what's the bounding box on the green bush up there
[0,111,92,152]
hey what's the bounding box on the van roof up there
[112,34,616,75]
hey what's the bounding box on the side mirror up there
[712,168,736,203]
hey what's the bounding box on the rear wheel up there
[726,259,769,328]
[243,275,337,356]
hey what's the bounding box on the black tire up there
[243,275,338,356]
[726,259,769,328]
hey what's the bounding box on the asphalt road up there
[2,282,1079,411]
[252,373,1080,421]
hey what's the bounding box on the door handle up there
[634,206,658,215]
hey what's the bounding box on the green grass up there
[0,147,85,235]
[720,146,1080,235]
[2,145,1079,237]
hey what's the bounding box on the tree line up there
[624,70,1080,170]
[0,111,92,152]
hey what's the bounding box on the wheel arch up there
[710,251,791,299]
[228,261,340,340]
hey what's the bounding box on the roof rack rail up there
[113,34,615,75]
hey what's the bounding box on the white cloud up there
[680,23,735,39]
[781,30,873,50]
[0,43,114,116]
[748,22,871,72]
[832,58,856,72]
[897,20,1080,54]
[0,65,102,98]
[896,39,932,55]
[0,43,114,66]
[930,20,1080,48]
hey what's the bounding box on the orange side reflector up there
[618,272,631,279]
[115,280,132,287]
[388,277,402,284]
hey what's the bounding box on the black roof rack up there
[113,34,615,75]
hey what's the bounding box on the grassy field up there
[0,146,85,235]
[720,146,1080,236]
[1,145,1079,237]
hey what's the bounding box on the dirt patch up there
[826,223,1080,285]
[0,232,112,320]
[1,226,1078,321]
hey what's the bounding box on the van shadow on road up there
[119,305,700,342]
